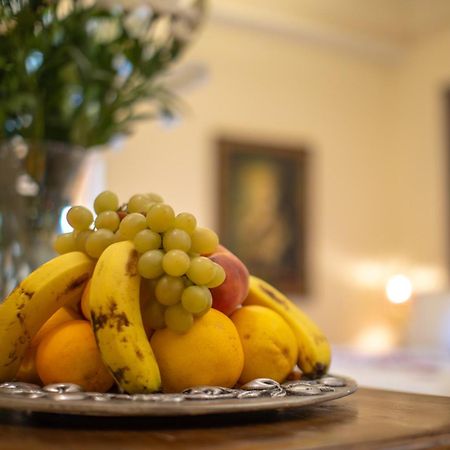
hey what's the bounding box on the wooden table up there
[0,388,449,450]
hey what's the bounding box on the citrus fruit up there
[35,320,114,392]
[231,305,298,384]
[32,306,82,347]
[15,307,82,384]
[150,308,244,392]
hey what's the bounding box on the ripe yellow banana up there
[0,251,94,382]
[243,275,331,378]
[89,240,161,394]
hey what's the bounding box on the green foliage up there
[0,0,204,148]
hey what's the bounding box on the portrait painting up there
[217,138,310,296]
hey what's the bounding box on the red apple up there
[208,246,250,316]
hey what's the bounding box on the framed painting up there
[217,138,310,297]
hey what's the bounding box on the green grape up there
[133,229,161,253]
[174,212,197,234]
[53,232,77,254]
[190,227,219,255]
[186,256,216,285]
[66,206,93,231]
[206,263,226,288]
[74,229,93,252]
[94,190,119,214]
[85,229,115,258]
[95,211,120,232]
[146,203,175,233]
[162,249,190,277]
[164,304,194,333]
[145,192,164,203]
[127,194,154,214]
[142,300,166,330]
[163,228,191,252]
[181,285,212,314]
[119,212,147,239]
[138,249,164,279]
[155,275,184,306]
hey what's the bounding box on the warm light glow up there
[410,266,447,293]
[385,274,413,304]
[350,260,386,288]
[355,324,395,355]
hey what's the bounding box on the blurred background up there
[2,0,450,395]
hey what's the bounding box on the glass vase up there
[0,139,88,299]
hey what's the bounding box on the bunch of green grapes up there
[53,190,121,258]
[53,190,226,333]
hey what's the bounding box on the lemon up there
[150,308,244,392]
[231,305,298,384]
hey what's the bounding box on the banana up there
[243,275,331,378]
[89,240,161,394]
[0,251,94,382]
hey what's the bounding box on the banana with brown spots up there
[0,251,94,382]
[89,240,161,393]
[243,275,331,378]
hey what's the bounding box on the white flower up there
[86,18,120,44]
[56,0,74,21]
[124,5,153,39]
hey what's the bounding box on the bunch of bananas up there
[0,193,331,394]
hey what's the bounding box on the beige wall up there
[387,29,450,287]
[103,17,450,345]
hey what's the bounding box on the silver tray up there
[0,375,356,417]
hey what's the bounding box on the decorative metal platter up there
[0,375,356,417]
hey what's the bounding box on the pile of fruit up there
[0,192,331,394]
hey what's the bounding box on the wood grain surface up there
[0,388,449,450]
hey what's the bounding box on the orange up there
[36,320,114,392]
[15,306,82,384]
[32,306,82,347]
[150,309,244,392]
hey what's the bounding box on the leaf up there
[0,0,206,148]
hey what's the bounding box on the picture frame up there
[217,138,310,297]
